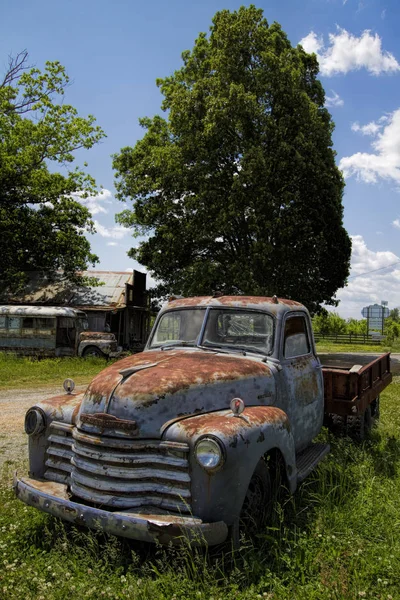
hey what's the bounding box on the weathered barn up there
[0,270,151,350]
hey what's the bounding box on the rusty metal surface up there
[1,271,135,309]
[14,475,228,546]
[79,332,116,341]
[29,393,85,479]
[78,338,118,356]
[167,296,303,315]
[77,350,275,439]
[323,353,392,416]
[163,406,297,524]
[23,296,392,545]
[43,421,193,512]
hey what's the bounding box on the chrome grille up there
[45,425,191,512]
[44,422,74,484]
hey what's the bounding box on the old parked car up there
[0,306,121,358]
[14,296,392,546]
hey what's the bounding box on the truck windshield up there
[150,308,274,355]
[202,309,274,355]
[77,318,89,332]
[150,309,206,347]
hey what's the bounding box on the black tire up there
[229,459,272,549]
[330,414,347,435]
[82,346,104,358]
[347,406,372,442]
[371,395,380,421]
[240,459,272,536]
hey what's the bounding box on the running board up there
[296,443,330,484]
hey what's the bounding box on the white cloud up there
[351,121,381,136]
[333,235,400,318]
[72,189,113,215]
[107,242,119,246]
[393,219,400,229]
[325,90,344,107]
[340,109,400,184]
[299,27,400,76]
[94,220,129,239]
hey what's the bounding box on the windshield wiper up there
[200,342,247,356]
[159,341,195,351]
[197,344,231,354]
[201,342,270,357]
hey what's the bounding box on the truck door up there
[280,313,324,451]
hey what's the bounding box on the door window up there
[284,316,310,358]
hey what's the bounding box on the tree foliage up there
[113,5,351,312]
[0,50,106,290]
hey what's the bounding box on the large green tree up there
[113,5,351,312]
[0,51,106,290]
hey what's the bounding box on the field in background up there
[0,353,108,389]
[1,375,400,598]
[0,342,398,390]
[315,342,391,354]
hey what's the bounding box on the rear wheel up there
[82,346,104,358]
[371,395,380,421]
[346,406,372,442]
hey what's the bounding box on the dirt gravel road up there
[0,384,87,471]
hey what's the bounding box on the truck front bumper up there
[13,475,228,546]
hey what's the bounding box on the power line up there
[348,260,400,280]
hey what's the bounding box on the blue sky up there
[2,0,400,318]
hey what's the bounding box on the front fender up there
[162,406,296,525]
[78,340,114,356]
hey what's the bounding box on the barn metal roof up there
[0,271,136,309]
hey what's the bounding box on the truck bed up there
[320,352,392,417]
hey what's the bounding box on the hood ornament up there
[230,397,245,417]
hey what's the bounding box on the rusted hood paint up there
[79,331,116,341]
[36,392,85,424]
[77,350,276,438]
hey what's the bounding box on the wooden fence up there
[314,332,385,345]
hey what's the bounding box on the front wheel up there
[81,346,105,359]
[230,459,272,548]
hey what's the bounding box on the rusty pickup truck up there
[14,296,392,546]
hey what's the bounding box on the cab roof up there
[165,296,306,317]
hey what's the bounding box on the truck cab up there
[14,296,335,545]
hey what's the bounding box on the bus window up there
[8,317,21,330]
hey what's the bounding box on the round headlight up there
[195,437,225,471]
[63,378,75,394]
[24,408,46,436]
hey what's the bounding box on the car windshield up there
[150,307,274,355]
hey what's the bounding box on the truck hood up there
[79,331,116,341]
[77,349,276,438]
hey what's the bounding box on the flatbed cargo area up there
[320,352,392,417]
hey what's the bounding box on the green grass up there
[1,382,400,599]
[0,352,109,389]
[316,342,392,354]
